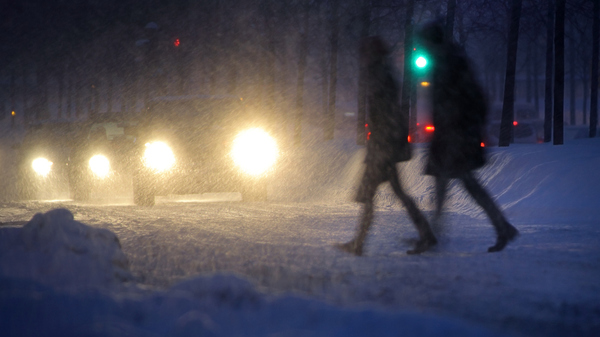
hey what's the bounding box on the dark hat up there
[360,36,390,57]
[417,20,445,45]
[360,36,391,65]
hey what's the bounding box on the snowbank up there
[0,208,507,337]
[0,208,133,289]
[273,137,600,221]
[0,272,506,337]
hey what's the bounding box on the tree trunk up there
[534,42,540,113]
[324,0,340,141]
[544,0,554,142]
[66,64,73,119]
[321,49,329,132]
[35,63,50,120]
[107,72,114,114]
[526,43,532,103]
[10,66,16,126]
[569,30,576,125]
[294,1,310,146]
[21,61,30,124]
[590,0,599,137]
[401,1,414,142]
[356,0,371,145]
[93,80,100,116]
[445,0,456,42]
[583,67,589,124]
[75,65,84,118]
[499,0,522,147]
[553,0,565,145]
[266,44,276,124]
[57,66,64,119]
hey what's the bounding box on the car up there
[15,120,81,200]
[484,120,544,147]
[67,113,140,201]
[130,95,280,206]
[489,102,541,121]
[410,123,435,143]
[482,102,543,147]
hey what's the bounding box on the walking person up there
[417,21,518,252]
[336,36,437,256]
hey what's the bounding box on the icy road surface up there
[1,130,600,336]
[1,195,598,337]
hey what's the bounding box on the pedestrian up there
[416,20,518,252]
[336,36,437,256]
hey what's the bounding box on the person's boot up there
[488,221,519,252]
[335,239,363,256]
[407,232,437,255]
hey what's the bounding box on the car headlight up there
[144,141,175,172]
[89,155,110,178]
[32,157,53,177]
[231,128,278,176]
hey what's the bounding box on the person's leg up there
[460,172,518,252]
[432,175,449,235]
[336,169,378,256]
[388,165,437,254]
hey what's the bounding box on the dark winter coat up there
[354,38,411,204]
[425,43,487,178]
[365,57,411,168]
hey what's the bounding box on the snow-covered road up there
[1,195,598,337]
[1,130,600,336]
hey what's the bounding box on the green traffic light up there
[415,56,427,68]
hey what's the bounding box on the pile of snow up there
[0,208,508,337]
[0,208,133,289]
[273,137,600,220]
[1,272,505,337]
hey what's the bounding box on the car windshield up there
[23,123,77,147]
[146,98,244,130]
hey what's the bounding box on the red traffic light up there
[173,38,180,47]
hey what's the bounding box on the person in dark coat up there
[417,20,518,252]
[336,36,437,256]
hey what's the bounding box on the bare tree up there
[400,0,414,144]
[445,0,456,42]
[356,0,372,145]
[499,0,523,147]
[324,0,341,140]
[591,0,599,137]
[553,0,565,145]
[294,0,312,146]
[544,0,554,142]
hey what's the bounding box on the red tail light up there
[425,125,435,132]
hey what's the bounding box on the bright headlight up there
[231,128,278,176]
[89,155,110,178]
[32,157,53,177]
[144,141,175,172]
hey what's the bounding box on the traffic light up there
[412,47,430,74]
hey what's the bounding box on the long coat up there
[365,58,411,167]
[355,55,411,204]
[425,43,487,178]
